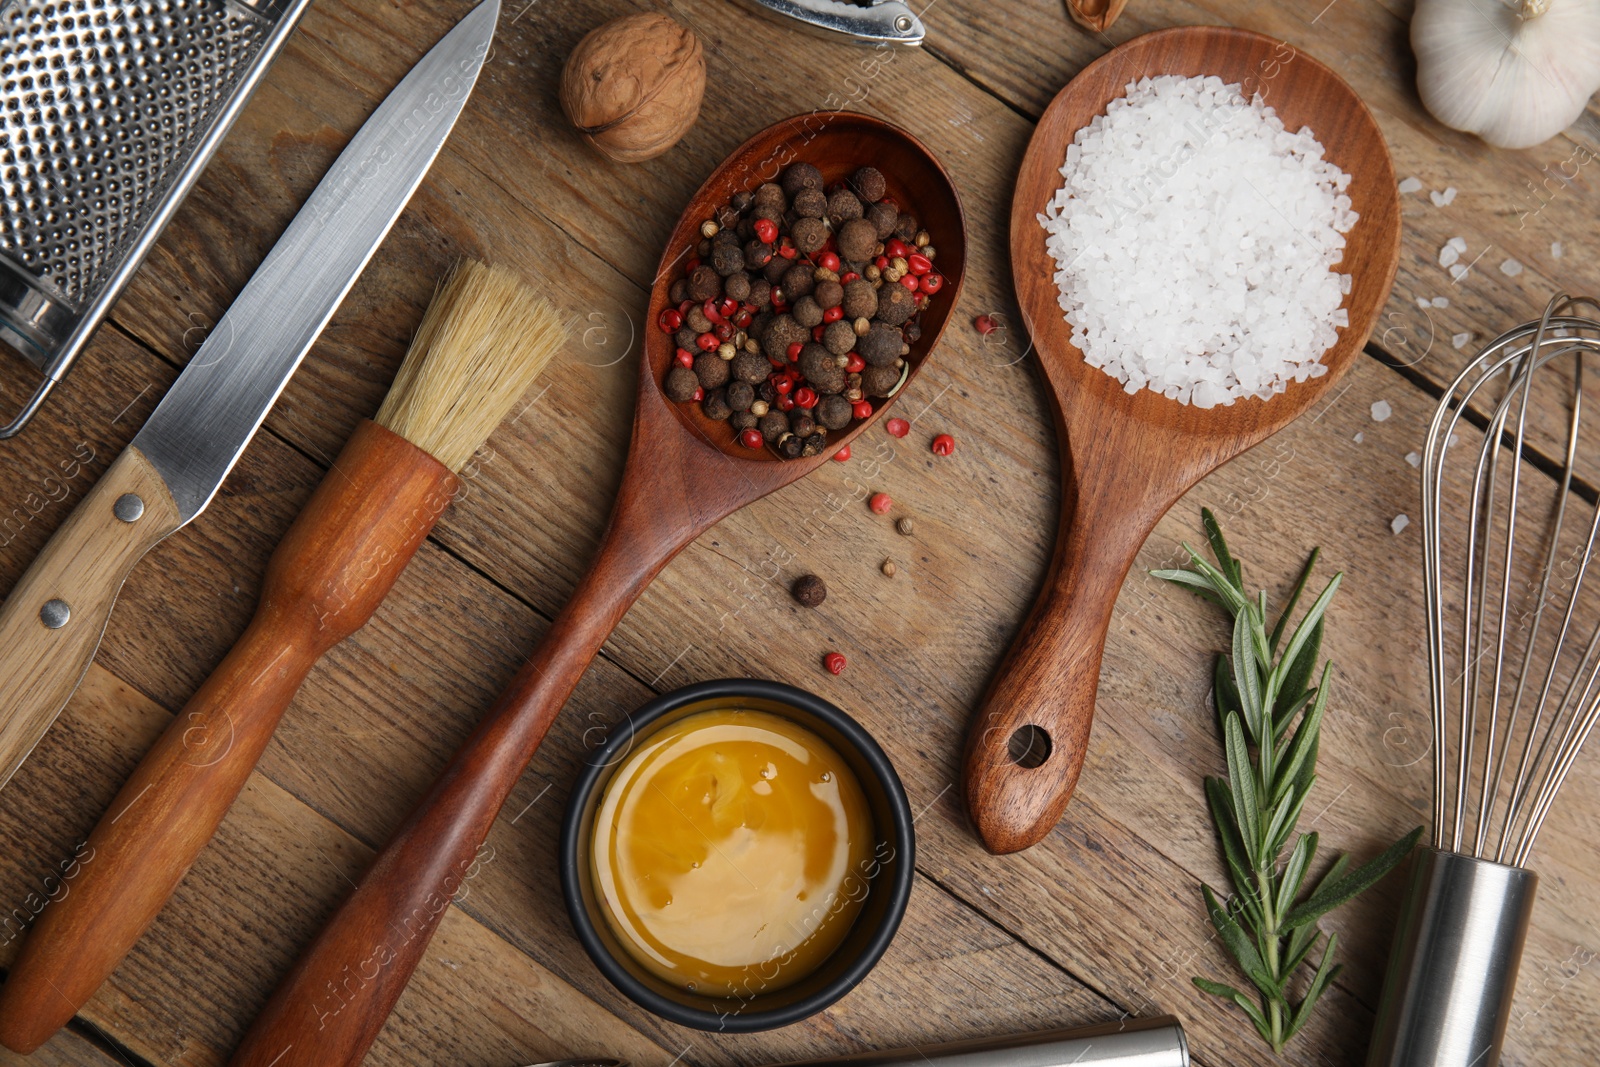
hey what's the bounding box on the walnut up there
[559,14,705,164]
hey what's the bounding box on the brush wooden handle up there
[229,475,692,1067]
[0,422,455,1054]
[963,454,1174,856]
[0,446,182,793]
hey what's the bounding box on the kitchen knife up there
[736,0,925,45]
[0,0,499,791]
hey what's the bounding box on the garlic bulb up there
[1413,0,1600,149]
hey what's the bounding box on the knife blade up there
[0,0,499,790]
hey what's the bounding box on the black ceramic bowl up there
[560,678,914,1033]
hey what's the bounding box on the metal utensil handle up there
[775,1015,1189,1067]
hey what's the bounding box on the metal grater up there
[0,0,313,436]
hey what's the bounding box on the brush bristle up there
[375,260,562,472]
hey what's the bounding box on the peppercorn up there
[723,271,751,302]
[885,417,910,438]
[748,279,772,307]
[801,431,826,457]
[743,239,773,271]
[881,559,897,577]
[759,409,789,442]
[814,279,844,309]
[869,492,892,514]
[669,278,690,304]
[816,393,852,430]
[730,350,769,384]
[782,261,816,300]
[791,216,828,255]
[755,181,786,206]
[779,432,805,459]
[792,187,826,219]
[792,295,824,329]
[726,380,755,411]
[837,217,878,264]
[826,188,863,226]
[823,650,847,674]
[834,444,851,461]
[686,305,712,334]
[841,278,878,320]
[665,366,699,402]
[861,363,902,397]
[702,387,732,420]
[757,381,777,405]
[931,433,955,456]
[751,200,783,224]
[732,189,754,214]
[799,343,847,394]
[894,213,919,241]
[903,319,922,343]
[853,317,872,337]
[762,315,807,362]
[858,323,903,367]
[792,574,827,608]
[791,412,817,438]
[730,409,758,431]
[781,162,823,198]
[866,201,898,241]
[712,239,745,276]
[750,399,770,417]
[874,282,916,326]
[675,326,699,352]
[822,320,857,357]
[896,516,914,536]
[693,351,729,389]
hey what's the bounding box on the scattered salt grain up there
[1372,399,1392,422]
[1399,177,1423,193]
[1406,451,1421,468]
[1417,297,1432,310]
[1038,75,1356,408]
[1392,514,1411,534]
[1450,264,1469,281]
[1354,432,1364,443]
[1552,241,1564,259]
[1452,332,1471,350]
[1449,237,1468,252]
[1439,243,1461,268]
[1430,187,1458,207]
[1501,258,1523,277]
[1432,296,1449,308]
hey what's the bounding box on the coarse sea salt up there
[1399,177,1423,193]
[1038,75,1357,408]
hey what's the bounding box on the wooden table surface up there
[1,0,1596,1064]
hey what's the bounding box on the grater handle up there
[0,445,182,787]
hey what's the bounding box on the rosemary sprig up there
[1155,509,1422,1053]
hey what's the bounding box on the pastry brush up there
[0,260,562,1053]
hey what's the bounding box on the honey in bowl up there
[591,708,874,997]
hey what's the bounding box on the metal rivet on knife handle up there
[113,494,145,523]
[39,600,70,629]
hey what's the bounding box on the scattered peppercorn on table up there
[0,1,1594,1065]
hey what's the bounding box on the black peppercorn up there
[702,387,732,421]
[903,319,922,343]
[665,366,699,402]
[861,363,902,397]
[744,239,773,270]
[675,326,700,352]
[816,393,851,430]
[752,201,783,224]
[732,190,754,213]
[792,573,827,608]
[686,305,712,334]
[781,162,823,198]
[754,181,785,206]
[724,271,751,302]
[798,343,845,393]
[823,319,856,357]
[759,410,789,443]
[669,278,690,304]
[763,255,790,284]
[792,187,827,219]
[867,201,898,241]
[697,237,713,257]
[782,261,816,300]
[841,278,878,320]
[693,352,729,389]
[726,380,755,411]
[826,189,863,226]
[850,167,887,203]
[836,218,878,264]
[748,279,772,307]
[779,433,805,459]
[712,239,745,276]
[716,204,740,229]
[875,282,916,326]
[757,379,777,404]
[894,212,919,242]
[791,216,828,255]
[801,432,827,458]
[762,315,807,362]
[731,350,769,383]
[814,279,844,310]
[730,409,758,431]
[791,412,817,438]
[792,296,824,329]
[858,322,903,366]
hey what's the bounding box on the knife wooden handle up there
[0,422,456,1054]
[0,446,182,792]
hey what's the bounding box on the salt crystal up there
[1452,332,1471,350]
[1372,399,1392,422]
[1354,432,1364,443]
[1450,264,1469,281]
[1037,75,1354,406]
[1552,241,1564,259]
[1432,296,1449,308]
[1417,297,1432,310]
[1501,258,1523,276]
[1439,244,1460,267]
[1392,514,1411,534]
[1399,177,1423,193]
[1430,187,1458,207]
[1406,451,1421,467]
[1448,237,1468,252]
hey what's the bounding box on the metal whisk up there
[1368,294,1600,1067]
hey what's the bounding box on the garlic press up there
[737,0,924,45]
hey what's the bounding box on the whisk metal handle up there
[1366,848,1537,1067]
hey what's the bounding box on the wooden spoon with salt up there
[964,26,1400,854]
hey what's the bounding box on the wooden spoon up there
[228,112,965,1067]
[963,26,1400,854]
